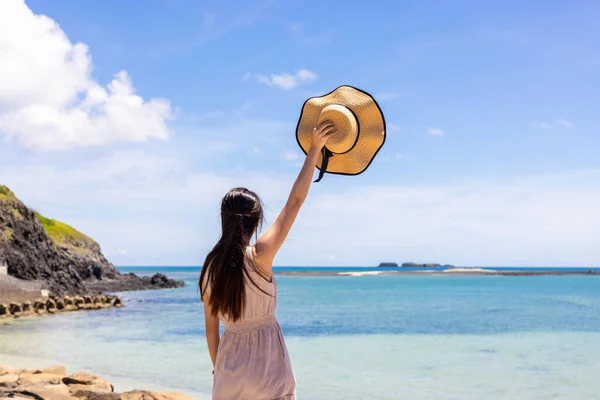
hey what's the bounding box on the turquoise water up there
[1,268,600,399]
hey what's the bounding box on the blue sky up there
[1,0,599,266]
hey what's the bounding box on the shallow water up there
[1,270,600,399]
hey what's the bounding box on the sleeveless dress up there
[209,247,296,400]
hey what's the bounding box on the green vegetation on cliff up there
[1,184,93,249]
[34,212,94,248]
[0,184,183,296]
[0,185,16,201]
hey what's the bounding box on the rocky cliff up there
[0,185,183,296]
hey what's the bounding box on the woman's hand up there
[310,121,337,151]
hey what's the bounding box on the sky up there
[0,0,599,267]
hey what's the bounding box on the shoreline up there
[274,269,600,277]
[0,357,206,400]
[0,294,124,320]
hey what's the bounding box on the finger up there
[321,126,337,136]
[324,128,338,137]
[315,120,334,131]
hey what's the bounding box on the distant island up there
[378,262,398,267]
[401,262,455,268]
[378,262,455,268]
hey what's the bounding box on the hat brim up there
[295,85,386,177]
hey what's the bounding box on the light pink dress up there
[209,247,296,400]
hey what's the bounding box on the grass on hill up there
[1,184,94,248]
[0,185,16,201]
[35,212,94,248]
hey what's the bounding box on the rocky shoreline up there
[0,365,195,400]
[0,185,184,299]
[0,294,124,320]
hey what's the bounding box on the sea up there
[1,266,600,400]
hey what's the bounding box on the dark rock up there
[22,301,32,312]
[113,297,123,308]
[63,372,113,393]
[0,303,9,315]
[9,302,22,314]
[401,262,444,268]
[378,262,398,267]
[46,299,57,312]
[85,273,184,293]
[0,185,184,297]
[34,301,46,313]
[71,390,120,400]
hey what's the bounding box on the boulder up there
[18,372,64,386]
[68,384,113,395]
[22,302,33,312]
[83,296,92,305]
[74,297,85,309]
[113,297,123,308]
[7,385,79,400]
[9,303,22,314]
[33,366,67,376]
[63,372,113,393]
[46,299,57,314]
[64,304,78,312]
[70,390,121,400]
[64,296,74,306]
[56,299,66,310]
[0,303,8,316]
[0,373,19,386]
[34,301,46,314]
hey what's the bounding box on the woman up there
[199,120,337,400]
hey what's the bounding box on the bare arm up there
[202,293,220,370]
[254,121,336,270]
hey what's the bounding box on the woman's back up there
[218,247,276,325]
[211,247,296,400]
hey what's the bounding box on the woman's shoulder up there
[246,246,274,282]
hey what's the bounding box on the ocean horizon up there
[2,267,600,399]
[118,266,600,273]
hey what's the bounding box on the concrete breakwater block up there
[0,294,124,319]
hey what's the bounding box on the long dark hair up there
[199,187,269,322]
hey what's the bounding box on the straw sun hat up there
[295,85,386,182]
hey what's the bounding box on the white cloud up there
[254,69,317,90]
[531,119,573,129]
[554,119,574,128]
[531,122,553,129]
[0,0,174,151]
[427,128,445,137]
[289,170,600,266]
[241,72,252,82]
[2,148,599,267]
[282,150,302,160]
